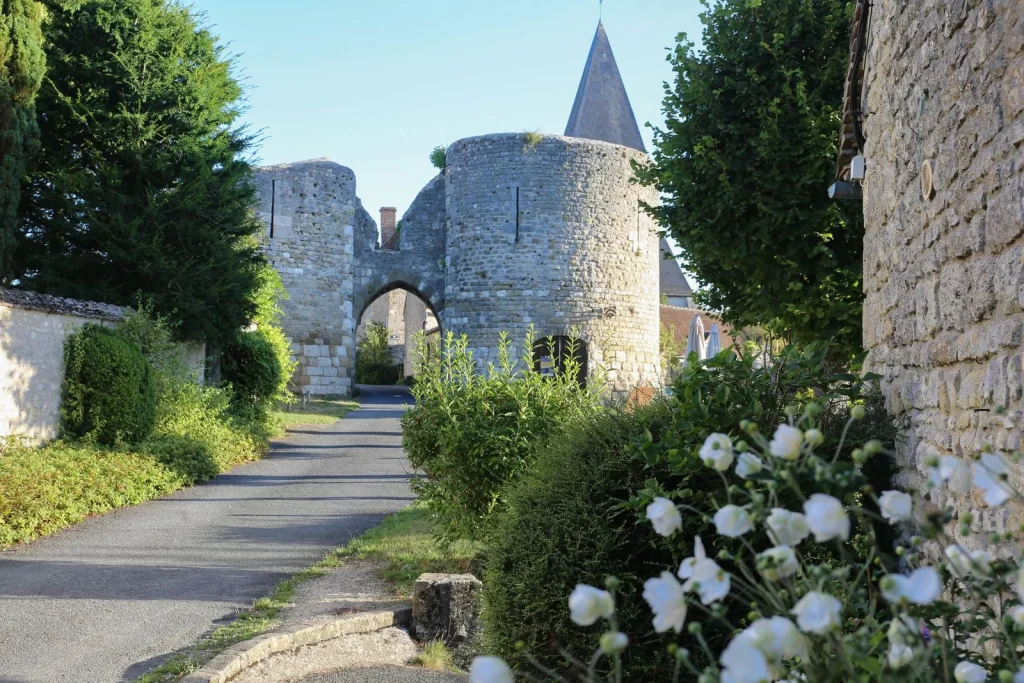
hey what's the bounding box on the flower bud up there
[687,622,702,635]
[851,405,866,420]
[853,449,867,464]
[864,440,884,455]
[806,402,822,417]
[675,647,689,661]
[600,632,629,654]
[998,671,1014,683]
[605,575,621,591]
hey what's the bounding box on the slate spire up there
[564,22,646,153]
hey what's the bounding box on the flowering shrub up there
[403,329,601,540]
[470,403,1024,683]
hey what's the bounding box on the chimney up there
[379,207,398,249]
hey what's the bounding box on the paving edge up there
[181,605,412,683]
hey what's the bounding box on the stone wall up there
[0,289,203,442]
[444,133,661,396]
[861,1,1024,540]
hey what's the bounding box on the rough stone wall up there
[404,294,428,377]
[253,160,359,396]
[444,133,661,397]
[861,1,1024,540]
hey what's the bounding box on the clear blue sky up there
[195,0,703,226]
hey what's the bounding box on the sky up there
[194,0,705,228]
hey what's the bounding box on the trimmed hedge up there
[221,329,285,411]
[61,324,157,445]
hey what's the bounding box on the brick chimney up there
[379,207,398,249]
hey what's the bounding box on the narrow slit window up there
[515,186,521,243]
[270,179,277,239]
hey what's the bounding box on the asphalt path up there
[0,386,416,683]
[300,668,466,683]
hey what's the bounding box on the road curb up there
[181,606,412,683]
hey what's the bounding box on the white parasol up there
[684,315,706,365]
[706,324,722,357]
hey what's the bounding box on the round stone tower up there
[443,132,661,396]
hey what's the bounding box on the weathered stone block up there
[412,573,482,658]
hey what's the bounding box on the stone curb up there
[181,605,412,683]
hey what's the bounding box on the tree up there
[0,0,45,281]
[638,0,863,356]
[13,0,265,345]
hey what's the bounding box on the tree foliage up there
[0,0,45,280]
[638,0,863,356]
[13,0,265,345]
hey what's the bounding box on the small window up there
[666,296,689,308]
[533,336,588,386]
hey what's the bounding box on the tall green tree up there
[14,0,265,344]
[638,0,863,355]
[0,0,45,281]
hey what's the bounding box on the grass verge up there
[136,504,480,681]
[271,398,359,430]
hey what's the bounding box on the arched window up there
[533,336,588,386]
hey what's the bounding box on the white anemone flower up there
[599,631,629,654]
[714,505,753,538]
[944,545,992,578]
[700,433,735,471]
[769,424,804,460]
[973,453,1014,507]
[790,591,842,635]
[803,494,850,542]
[878,490,914,523]
[954,661,988,683]
[646,497,682,537]
[757,545,798,581]
[568,584,614,626]
[735,452,764,479]
[745,616,809,665]
[469,656,514,683]
[929,456,973,494]
[678,536,730,604]
[642,572,687,633]
[888,643,915,669]
[719,630,773,683]
[881,567,942,605]
[765,508,810,547]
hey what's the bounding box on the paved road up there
[301,668,466,683]
[0,386,416,683]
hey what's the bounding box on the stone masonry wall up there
[861,1,1024,542]
[253,160,358,396]
[444,133,661,397]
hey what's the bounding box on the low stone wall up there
[0,288,203,443]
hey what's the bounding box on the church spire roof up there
[564,22,646,153]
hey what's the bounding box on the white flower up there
[881,567,942,605]
[1015,667,1024,683]
[790,591,842,634]
[929,456,973,494]
[766,508,810,547]
[735,452,764,479]
[469,656,514,683]
[568,584,614,626]
[720,630,773,683]
[642,572,687,633]
[973,453,1013,507]
[678,536,731,604]
[700,433,735,471]
[887,614,919,646]
[1008,605,1024,628]
[887,643,915,669]
[745,616,809,664]
[646,497,682,537]
[803,494,850,542]
[944,545,993,578]
[714,505,753,538]
[878,490,914,523]
[769,424,804,460]
[757,545,798,581]
[599,631,629,654]
[954,661,988,683]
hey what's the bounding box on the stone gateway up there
[255,23,681,399]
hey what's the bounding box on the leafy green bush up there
[482,346,898,679]
[429,145,447,171]
[355,322,402,385]
[62,324,157,445]
[402,330,601,541]
[221,329,286,414]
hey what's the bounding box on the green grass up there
[272,398,359,430]
[412,639,456,672]
[135,504,480,681]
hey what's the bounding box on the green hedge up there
[221,329,286,412]
[61,324,157,445]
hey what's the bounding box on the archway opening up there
[355,283,440,385]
